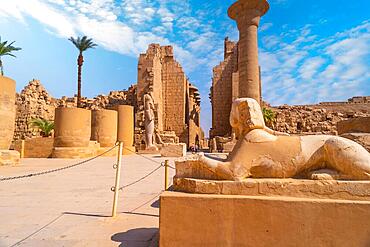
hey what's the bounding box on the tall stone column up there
[228,0,269,105]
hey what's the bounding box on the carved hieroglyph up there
[198,98,370,181]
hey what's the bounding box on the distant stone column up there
[228,0,269,104]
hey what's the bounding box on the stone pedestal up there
[54,108,92,148]
[160,190,370,247]
[0,150,20,166]
[51,141,100,159]
[161,143,187,157]
[14,138,54,158]
[228,0,269,104]
[91,109,118,147]
[0,76,16,150]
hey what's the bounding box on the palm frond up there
[69,35,97,52]
[29,118,54,137]
[0,38,21,57]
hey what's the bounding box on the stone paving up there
[0,154,176,247]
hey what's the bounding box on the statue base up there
[138,146,160,155]
[160,186,370,246]
[51,141,100,159]
[161,143,187,157]
[0,150,20,166]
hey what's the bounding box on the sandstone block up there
[161,143,187,157]
[341,133,370,152]
[337,117,370,135]
[0,150,20,166]
[159,191,370,247]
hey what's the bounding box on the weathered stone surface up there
[0,76,16,149]
[341,133,370,152]
[272,104,370,135]
[14,79,57,141]
[160,191,370,247]
[0,150,20,166]
[14,80,136,142]
[337,117,370,135]
[51,141,100,159]
[210,38,238,138]
[174,178,370,201]
[14,137,54,158]
[136,44,204,148]
[210,41,370,139]
[179,98,370,181]
[161,143,187,157]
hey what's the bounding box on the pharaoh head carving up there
[230,98,265,138]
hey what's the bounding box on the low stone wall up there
[161,143,187,157]
[337,117,370,135]
[271,105,370,135]
[14,138,54,158]
[0,150,20,166]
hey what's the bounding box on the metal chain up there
[0,144,118,182]
[118,163,164,190]
[122,146,164,166]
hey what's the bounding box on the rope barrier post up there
[20,140,25,158]
[164,160,169,191]
[112,142,123,217]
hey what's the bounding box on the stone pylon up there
[228,0,269,105]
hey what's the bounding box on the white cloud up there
[299,57,326,80]
[0,0,224,75]
[260,22,273,32]
[260,21,370,105]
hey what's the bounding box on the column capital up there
[228,0,269,27]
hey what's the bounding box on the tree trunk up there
[77,53,84,108]
[0,59,3,76]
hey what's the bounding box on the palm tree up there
[68,36,97,108]
[262,107,276,128]
[29,118,54,137]
[0,37,21,76]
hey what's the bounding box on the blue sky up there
[0,0,369,135]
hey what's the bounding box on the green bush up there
[29,119,54,137]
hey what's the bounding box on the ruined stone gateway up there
[12,44,204,151]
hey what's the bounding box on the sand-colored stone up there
[228,0,269,104]
[136,44,204,147]
[0,76,16,150]
[116,105,135,152]
[91,109,118,147]
[173,177,370,201]
[160,143,186,157]
[96,146,118,157]
[14,79,57,141]
[197,98,370,181]
[54,108,91,148]
[159,191,370,247]
[51,141,100,159]
[0,150,20,166]
[341,133,370,152]
[337,116,370,135]
[14,137,54,158]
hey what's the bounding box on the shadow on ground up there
[111,228,158,247]
[151,199,159,208]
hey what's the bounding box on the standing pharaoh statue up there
[143,92,158,150]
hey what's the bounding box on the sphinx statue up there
[199,98,370,181]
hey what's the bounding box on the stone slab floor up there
[0,154,176,247]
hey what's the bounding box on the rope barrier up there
[117,163,164,190]
[0,144,118,182]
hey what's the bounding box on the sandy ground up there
[0,154,176,247]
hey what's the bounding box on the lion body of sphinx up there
[206,129,370,180]
[198,98,370,181]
